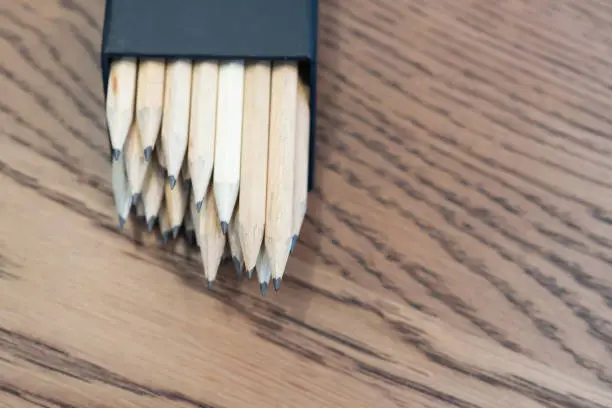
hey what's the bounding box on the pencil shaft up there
[106,58,137,154]
[265,61,299,279]
[189,61,219,208]
[228,212,243,274]
[111,149,132,227]
[238,61,271,271]
[292,81,311,241]
[125,123,148,198]
[136,59,165,153]
[161,59,193,182]
[214,60,245,224]
[164,172,188,230]
[196,188,226,283]
[142,157,164,223]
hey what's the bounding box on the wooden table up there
[2,0,612,406]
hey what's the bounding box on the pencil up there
[291,81,311,253]
[265,61,299,291]
[196,187,226,287]
[155,138,166,172]
[189,61,219,211]
[142,156,165,231]
[159,202,171,244]
[237,61,271,275]
[106,58,137,160]
[189,197,200,247]
[214,60,245,232]
[124,122,148,203]
[135,199,146,221]
[164,169,188,238]
[161,59,193,188]
[136,59,166,161]
[228,210,244,278]
[181,162,191,190]
[111,149,132,230]
[255,247,272,296]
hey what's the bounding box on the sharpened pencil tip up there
[207,280,213,290]
[118,216,126,231]
[290,235,298,254]
[132,193,141,205]
[147,217,157,232]
[143,146,153,162]
[233,257,242,279]
[112,148,121,161]
[161,233,169,245]
[248,268,254,280]
[195,200,203,212]
[260,282,268,297]
[171,226,180,239]
[220,221,228,234]
[273,278,281,293]
[168,175,177,189]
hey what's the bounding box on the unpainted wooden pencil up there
[136,58,166,161]
[189,197,200,247]
[291,81,311,253]
[196,187,226,287]
[156,138,166,171]
[189,61,219,211]
[142,156,165,231]
[183,209,195,245]
[124,123,149,203]
[255,247,272,296]
[164,171,188,238]
[228,210,244,278]
[159,202,171,244]
[111,149,132,230]
[237,61,271,274]
[214,60,245,231]
[106,58,137,160]
[161,59,193,188]
[181,162,191,189]
[265,61,299,289]
[136,199,146,221]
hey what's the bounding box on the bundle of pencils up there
[106,58,310,295]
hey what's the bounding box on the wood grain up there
[1,0,612,406]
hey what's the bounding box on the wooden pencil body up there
[136,59,166,154]
[106,58,137,154]
[292,81,311,242]
[265,62,299,280]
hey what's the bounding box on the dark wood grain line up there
[0,327,222,408]
[317,73,612,254]
[0,63,107,158]
[313,135,612,384]
[317,116,612,345]
[1,7,102,110]
[0,27,105,135]
[58,0,101,31]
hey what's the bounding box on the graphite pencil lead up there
[195,200,203,212]
[161,233,169,245]
[233,256,242,279]
[143,146,153,162]
[171,226,180,239]
[168,175,177,189]
[147,217,157,232]
[112,149,121,161]
[248,268,254,280]
[132,193,141,205]
[290,235,297,254]
[118,216,126,231]
[207,280,213,290]
[273,277,281,293]
[260,282,268,297]
[220,221,228,234]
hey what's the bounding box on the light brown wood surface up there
[2,0,612,406]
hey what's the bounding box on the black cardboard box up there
[100,0,318,190]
